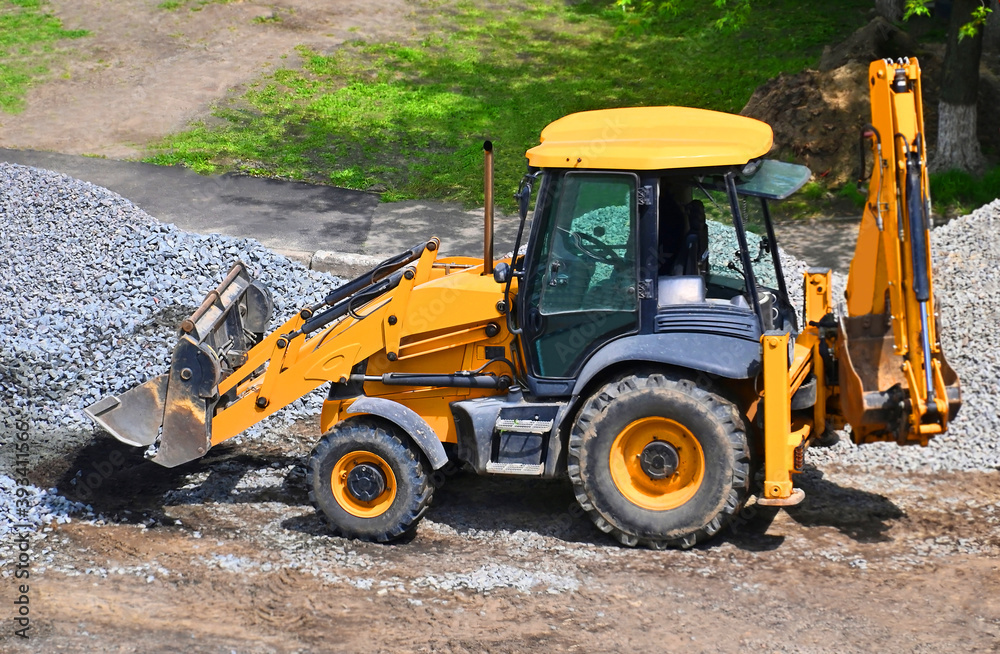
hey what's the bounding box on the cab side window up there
[539,173,637,314]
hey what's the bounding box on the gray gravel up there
[0,162,341,469]
[0,474,93,536]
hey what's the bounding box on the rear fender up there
[572,333,762,397]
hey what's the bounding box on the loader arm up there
[211,240,508,446]
[840,58,961,444]
[87,238,513,467]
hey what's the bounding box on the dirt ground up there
[0,422,997,653]
[0,0,416,158]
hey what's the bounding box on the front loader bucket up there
[85,262,273,467]
[837,312,961,445]
[85,375,168,447]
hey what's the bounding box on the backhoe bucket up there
[837,312,961,445]
[85,262,273,467]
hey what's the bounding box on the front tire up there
[568,373,750,549]
[307,418,433,542]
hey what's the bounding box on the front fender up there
[344,396,449,470]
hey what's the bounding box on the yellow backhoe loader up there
[86,58,960,548]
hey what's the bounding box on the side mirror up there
[516,180,532,220]
[493,261,511,284]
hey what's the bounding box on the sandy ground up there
[0,0,415,158]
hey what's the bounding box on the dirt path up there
[0,0,414,158]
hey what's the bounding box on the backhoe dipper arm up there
[840,58,960,444]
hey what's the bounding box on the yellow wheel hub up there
[331,451,397,518]
[609,416,705,511]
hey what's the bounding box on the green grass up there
[930,166,1000,218]
[772,166,1000,221]
[145,0,872,210]
[0,0,88,113]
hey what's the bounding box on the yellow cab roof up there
[525,106,773,171]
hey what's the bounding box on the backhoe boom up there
[840,58,960,444]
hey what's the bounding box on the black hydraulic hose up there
[306,241,430,314]
[350,357,516,390]
[857,123,881,190]
[904,145,937,409]
[374,373,506,389]
[293,268,409,337]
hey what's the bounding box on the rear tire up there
[307,418,433,542]
[567,373,750,549]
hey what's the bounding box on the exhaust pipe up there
[483,140,494,275]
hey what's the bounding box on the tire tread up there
[567,372,750,549]
[306,419,433,542]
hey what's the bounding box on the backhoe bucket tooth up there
[837,312,961,444]
[85,262,274,467]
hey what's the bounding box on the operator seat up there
[676,200,708,277]
[657,188,687,276]
[657,196,710,306]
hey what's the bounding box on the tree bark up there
[932,0,986,173]
[935,102,986,172]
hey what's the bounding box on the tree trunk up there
[875,0,904,22]
[935,102,986,172]
[932,0,986,173]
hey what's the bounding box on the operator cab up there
[513,107,811,396]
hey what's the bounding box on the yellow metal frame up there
[842,58,955,443]
[759,268,837,501]
[209,244,515,447]
[761,332,811,501]
[761,61,958,500]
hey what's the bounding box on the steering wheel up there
[569,230,625,265]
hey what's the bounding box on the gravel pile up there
[0,163,342,470]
